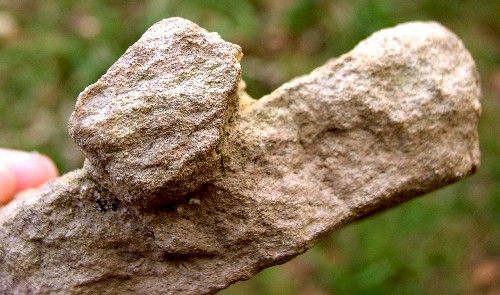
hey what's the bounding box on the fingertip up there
[0,163,16,205]
[0,149,59,193]
[36,153,59,180]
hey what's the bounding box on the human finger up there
[0,162,16,205]
[0,148,58,195]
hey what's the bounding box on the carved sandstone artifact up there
[0,18,480,294]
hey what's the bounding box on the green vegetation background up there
[0,0,498,294]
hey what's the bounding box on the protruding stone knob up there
[69,17,242,207]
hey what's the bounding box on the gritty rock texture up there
[69,17,242,207]
[0,20,480,295]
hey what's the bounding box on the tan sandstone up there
[0,18,480,294]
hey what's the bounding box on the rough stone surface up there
[0,19,481,295]
[69,17,242,207]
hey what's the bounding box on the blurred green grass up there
[0,0,498,294]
